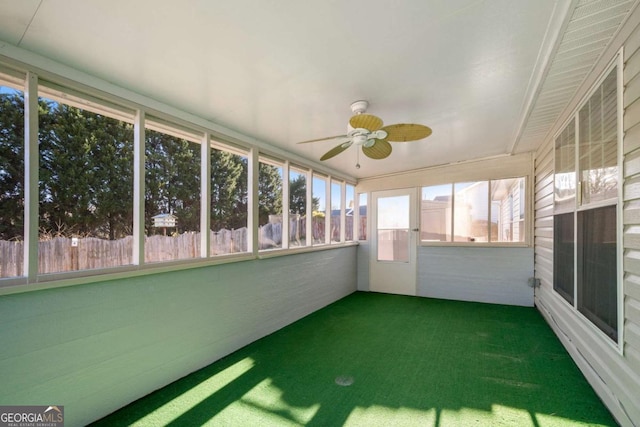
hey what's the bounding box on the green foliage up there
[258,162,283,225]
[289,174,319,216]
[0,91,288,240]
[211,149,247,230]
[145,129,200,235]
[37,101,135,239]
[0,92,24,240]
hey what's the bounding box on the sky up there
[0,86,20,95]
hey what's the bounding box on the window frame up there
[144,116,203,263]
[0,62,358,293]
[419,176,529,247]
[288,165,310,248]
[345,183,355,242]
[208,138,250,257]
[330,178,344,244]
[311,173,329,246]
[257,155,285,252]
[550,53,623,351]
[356,192,368,241]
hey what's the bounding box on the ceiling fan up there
[297,100,432,162]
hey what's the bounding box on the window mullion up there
[248,148,259,256]
[306,170,312,246]
[340,181,346,243]
[282,161,290,250]
[201,133,211,258]
[133,110,145,265]
[325,177,331,244]
[573,109,579,307]
[24,72,39,280]
[487,180,492,242]
[450,184,455,242]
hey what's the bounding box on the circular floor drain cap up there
[335,375,354,386]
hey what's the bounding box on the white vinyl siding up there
[534,9,640,425]
[623,21,640,383]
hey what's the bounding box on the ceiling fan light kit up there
[298,100,432,163]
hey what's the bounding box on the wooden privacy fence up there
[0,216,365,277]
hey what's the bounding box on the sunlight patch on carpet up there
[534,412,615,427]
[208,378,320,426]
[344,405,437,426]
[440,405,529,427]
[131,357,254,426]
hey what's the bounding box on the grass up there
[91,292,617,426]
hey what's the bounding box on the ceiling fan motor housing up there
[350,100,369,115]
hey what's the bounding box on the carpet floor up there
[91,292,617,426]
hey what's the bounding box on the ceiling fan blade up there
[362,139,392,159]
[349,114,383,131]
[297,134,349,144]
[320,141,352,161]
[381,123,432,142]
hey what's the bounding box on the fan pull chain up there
[356,148,361,169]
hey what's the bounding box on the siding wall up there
[356,153,535,306]
[418,246,534,306]
[357,241,370,291]
[534,8,640,426]
[0,247,357,427]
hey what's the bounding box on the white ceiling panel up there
[0,0,41,45]
[0,0,637,178]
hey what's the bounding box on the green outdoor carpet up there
[91,292,617,426]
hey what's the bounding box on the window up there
[331,180,342,243]
[553,213,574,305]
[492,178,526,243]
[345,184,355,241]
[578,205,617,340]
[0,79,24,278]
[421,184,452,242]
[145,122,201,262]
[552,64,619,343]
[579,69,617,205]
[39,86,135,273]
[420,178,526,244]
[289,167,308,247]
[377,195,410,262]
[312,174,327,244]
[210,143,248,255]
[454,181,489,242]
[1,65,358,286]
[258,157,283,250]
[554,119,576,212]
[358,193,367,241]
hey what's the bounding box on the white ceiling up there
[0,0,636,179]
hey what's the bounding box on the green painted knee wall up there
[0,247,357,426]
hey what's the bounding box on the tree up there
[39,102,90,236]
[0,90,307,243]
[289,174,319,216]
[258,162,282,225]
[87,116,134,240]
[145,130,200,234]
[0,92,24,240]
[210,149,247,230]
[38,102,134,239]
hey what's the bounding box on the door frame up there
[369,187,418,296]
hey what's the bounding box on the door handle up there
[412,228,419,232]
